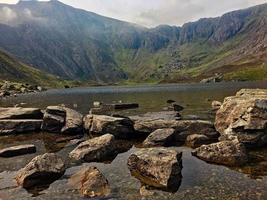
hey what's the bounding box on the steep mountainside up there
[0,49,67,87]
[0,0,267,83]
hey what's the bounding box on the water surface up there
[0,81,267,200]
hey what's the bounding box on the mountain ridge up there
[0,0,267,83]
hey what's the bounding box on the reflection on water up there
[0,81,267,199]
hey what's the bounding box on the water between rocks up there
[0,81,267,200]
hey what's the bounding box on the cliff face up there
[0,1,267,83]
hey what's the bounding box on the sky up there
[1,0,267,27]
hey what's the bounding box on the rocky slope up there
[0,0,267,83]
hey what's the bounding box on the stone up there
[0,119,43,135]
[143,128,176,147]
[127,148,182,192]
[192,140,248,166]
[130,111,181,122]
[211,101,222,111]
[61,107,83,134]
[16,153,65,188]
[185,134,214,148]
[69,134,117,162]
[0,107,43,120]
[168,104,184,112]
[215,89,267,148]
[0,144,36,157]
[83,115,135,139]
[68,166,110,198]
[41,106,83,134]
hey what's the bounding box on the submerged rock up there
[0,107,43,120]
[0,119,43,135]
[192,140,248,166]
[0,144,36,157]
[68,166,110,198]
[215,89,267,148]
[143,128,176,147]
[69,134,117,162]
[83,114,135,139]
[16,153,65,189]
[127,148,182,192]
[41,106,83,134]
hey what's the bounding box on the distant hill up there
[0,0,266,83]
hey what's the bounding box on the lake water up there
[0,81,267,200]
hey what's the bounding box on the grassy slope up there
[0,50,77,88]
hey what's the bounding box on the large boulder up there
[215,89,267,148]
[192,140,248,166]
[41,106,83,134]
[68,166,110,198]
[16,153,65,188]
[69,134,117,162]
[127,148,182,192]
[143,128,176,147]
[83,115,135,139]
[0,107,43,120]
[0,119,43,135]
[0,144,36,157]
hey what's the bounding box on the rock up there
[171,104,184,112]
[68,166,110,198]
[83,115,135,139]
[69,134,117,162]
[0,144,36,157]
[93,101,102,107]
[90,103,139,115]
[200,73,223,83]
[127,148,182,192]
[16,153,65,189]
[215,89,267,148]
[130,111,181,122]
[0,119,43,135]
[185,134,215,148]
[167,100,176,104]
[61,107,83,134]
[0,107,43,120]
[211,101,222,111]
[192,140,248,166]
[143,128,176,147]
[41,106,83,134]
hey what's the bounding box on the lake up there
[0,81,267,200]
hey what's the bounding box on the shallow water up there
[0,81,267,200]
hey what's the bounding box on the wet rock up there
[127,148,182,192]
[215,89,267,148]
[83,115,135,139]
[69,134,117,162]
[0,107,43,120]
[42,106,83,134]
[185,134,214,148]
[169,104,184,112]
[167,100,176,104]
[211,101,222,111]
[192,140,248,166]
[0,119,43,135]
[68,166,110,198]
[143,128,176,147]
[16,153,65,189]
[0,144,36,157]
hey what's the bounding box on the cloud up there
[0,6,17,24]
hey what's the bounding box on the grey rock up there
[0,107,43,120]
[0,144,36,157]
[143,128,176,147]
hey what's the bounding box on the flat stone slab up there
[0,107,43,120]
[0,144,36,157]
[0,119,43,135]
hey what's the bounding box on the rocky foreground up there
[0,88,266,198]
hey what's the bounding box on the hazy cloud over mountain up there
[1,0,267,27]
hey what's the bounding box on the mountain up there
[0,49,68,87]
[0,0,266,83]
